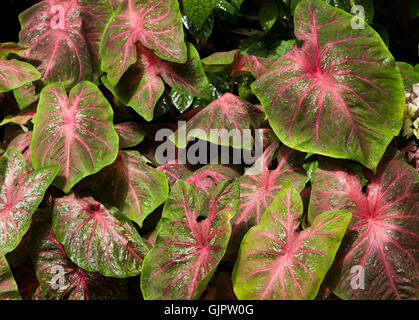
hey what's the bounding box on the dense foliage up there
[0,0,418,300]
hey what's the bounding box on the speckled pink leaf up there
[31,221,127,300]
[170,93,254,150]
[242,55,274,78]
[103,42,210,121]
[19,0,111,88]
[0,59,40,92]
[31,81,119,193]
[0,148,58,255]
[100,0,187,86]
[309,149,419,299]
[114,122,145,149]
[52,194,149,278]
[141,179,239,300]
[252,0,405,170]
[228,143,306,256]
[91,150,169,227]
[233,180,351,300]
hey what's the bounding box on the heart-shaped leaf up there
[309,149,419,299]
[0,59,40,92]
[228,143,306,255]
[141,179,239,300]
[0,148,58,255]
[90,150,169,227]
[170,93,254,150]
[52,194,149,278]
[19,0,111,88]
[252,0,405,170]
[100,0,187,86]
[31,81,119,193]
[232,180,351,300]
[114,122,145,149]
[31,221,127,300]
[103,42,210,121]
[0,254,21,300]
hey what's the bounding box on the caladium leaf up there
[13,82,39,110]
[141,179,239,300]
[0,43,28,59]
[91,150,169,227]
[19,0,111,88]
[0,148,59,255]
[31,81,119,193]
[100,0,187,86]
[228,143,306,255]
[157,160,193,187]
[202,50,249,76]
[52,194,149,278]
[170,93,254,150]
[291,0,374,24]
[103,42,210,121]
[185,164,240,200]
[0,59,40,92]
[0,254,21,300]
[0,105,36,127]
[252,0,405,170]
[114,122,145,149]
[232,180,351,300]
[202,50,273,78]
[397,62,419,89]
[242,55,274,78]
[31,221,127,300]
[309,149,419,299]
